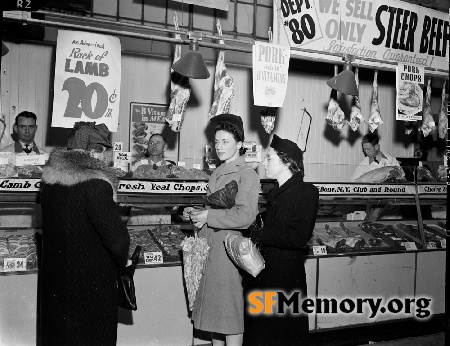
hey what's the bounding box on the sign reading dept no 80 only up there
[51,30,122,132]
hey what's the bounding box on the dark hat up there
[210,114,244,141]
[67,122,112,150]
[270,134,303,165]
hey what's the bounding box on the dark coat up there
[39,148,130,346]
[244,172,319,346]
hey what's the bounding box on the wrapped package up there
[208,20,234,120]
[203,180,238,209]
[224,233,265,277]
[368,70,383,132]
[421,78,435,137]
[349,67,364,131]
[165,13,191,132]
[181,234,210,310]
[438,82,448,139]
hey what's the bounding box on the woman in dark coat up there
[40,122,130,346]
[244,134,319,346]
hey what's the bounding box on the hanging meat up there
[368,70,383,133]
[260,107,276,134]
[421,78,435,137]
[208,19,234,120]
[327,89,347,131]
[438,81,448,139]
[349,67,363,131]
[165,13,191,132]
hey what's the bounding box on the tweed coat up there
[39,148,130,346]
[244,172,319,346]
[192,155,260,334]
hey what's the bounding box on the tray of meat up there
[128,229,164,265]
[147,225,186,262]
[358,222,409,250]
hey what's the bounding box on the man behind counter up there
[0,111,46,155]
[133,133,175,170]
[351,133,400,182]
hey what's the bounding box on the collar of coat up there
[271,171,304,198]
[214,155,247,177]
[42,148,119,201]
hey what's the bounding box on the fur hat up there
[67,122,112,150]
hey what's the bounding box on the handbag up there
[224,233,265,277]
[117,245,141,310]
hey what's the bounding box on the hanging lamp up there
[172,32,210,79]
[326,54,358,96]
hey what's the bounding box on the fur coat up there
[39,148,130,346]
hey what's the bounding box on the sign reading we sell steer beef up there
[51,30,122,132]
[273,0,449,72]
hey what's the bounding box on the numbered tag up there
[3,258,27,271]
[426,242,437,249]
[208,163,216,169]
[144,252,163,264]
[172,113,182,122]
[440,239,446,248]
[403,242,418,251]
[113,142,123,151]
[193,164,201,169]
[114,151,132,163]
[178,161,185,167]
[140,159,149,165]
[312,246,327,256]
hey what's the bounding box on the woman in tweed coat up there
[185,114,260,346]
[39,122,130,346]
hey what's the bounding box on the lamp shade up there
[2,42,9,57]
[172,41,210,79]
[326,64,358,96]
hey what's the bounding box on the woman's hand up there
[190,209,209,229]
[181,207,195,222]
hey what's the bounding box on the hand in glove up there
[249,211,266,248]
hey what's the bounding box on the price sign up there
[51,30,122,132]
[403,242,418,251]
[193,164,201,169]
[0,157,8,165]
[15,154,48,166]
[3,258,27,272]
[312,246,327,256]
[440,239,446,248]
[178,161,185,167]
[426,242,437,249]
[144,252,163,264]
[113,142,123,151]
[114,151,132,163]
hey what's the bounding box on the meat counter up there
[0,179,446,345]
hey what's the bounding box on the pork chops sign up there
[51,30,121,132]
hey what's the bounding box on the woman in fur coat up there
[39,122,130,346]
